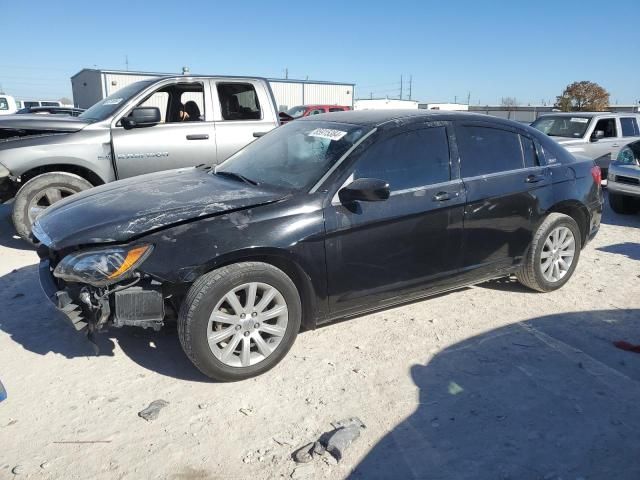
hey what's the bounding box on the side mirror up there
[279,111,293,123]
[590,130,605,142]
[121,107,161,130]
[339,178,390,204]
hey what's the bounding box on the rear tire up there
[178,262,302,381]
[609,192,639,215]
[516,213,582,292]
[12,172,93,242]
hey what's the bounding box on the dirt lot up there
[1,194,639,480]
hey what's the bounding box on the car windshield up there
[79,80,155,121]
[215,120,372,190]
[285,106,307,118]
[531,116,591,138]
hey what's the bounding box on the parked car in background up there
[0,75,280,241]
[280,104,351,123]
[531,112,640,178]
[16,106,85,116]
[34,110,602,381]
[607,140,640,214]
[0,94,18,115]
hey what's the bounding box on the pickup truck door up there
[586,117,621,171]
[211,80,278,164]
[110,80,216,179]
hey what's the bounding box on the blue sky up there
[1,0,638,105]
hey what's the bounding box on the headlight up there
[53,244,153,287]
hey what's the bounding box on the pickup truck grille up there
[615,175,640,186]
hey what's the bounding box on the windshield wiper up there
[214,170,259,186]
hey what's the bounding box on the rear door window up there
[217,83,261,121]
[354,126,451,191]
[620,117,640,137]
[0,98,8,110]
[457,125,524,177]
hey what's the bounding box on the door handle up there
[186,134,209,140]
[253,131,267,138]
[432,191,452,202]
[526,174,545,183]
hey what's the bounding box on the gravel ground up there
[0,193,639,480]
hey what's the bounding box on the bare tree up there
[58,97,73,105]
[501,97,518,119]
[555,81,609,112]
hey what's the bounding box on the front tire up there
[12,172,93,242]
[516,213,582,292]
[178,262,302,381]
[609,192,639,215]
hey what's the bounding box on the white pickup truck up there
[0,75,282,240]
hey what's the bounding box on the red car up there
[280,104,351,123]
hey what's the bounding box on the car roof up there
[297,109,525,128]
[537,112,639,118]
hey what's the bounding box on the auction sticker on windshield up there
[103,98,123,106]
[570,117,589,123]
[308,128,347,141]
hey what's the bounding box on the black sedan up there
[33,111,603,381]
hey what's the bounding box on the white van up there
[0,95,18,115]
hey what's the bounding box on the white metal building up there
[71,69,354,111]
[354,98,419,110]
[419,103,469,111]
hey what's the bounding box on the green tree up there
[555,81,609,111]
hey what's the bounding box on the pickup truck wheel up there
[178,262,302,381]
[12,172,93,242]
[516,213,582,292]
[609,192,639,214]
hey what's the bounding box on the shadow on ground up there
[0,204,33,251]
[600,190,640,228]
[0,264,210,382]
[597,242,640,261]
[350,308,640,479]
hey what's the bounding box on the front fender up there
[0,129,114,182]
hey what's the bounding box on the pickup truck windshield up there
[531,116,591,138]
[216,121,372,190]
[79,80,155,122]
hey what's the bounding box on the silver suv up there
[531,112,640,178]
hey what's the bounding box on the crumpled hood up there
[35,167,287,249]
[0,114,91,140]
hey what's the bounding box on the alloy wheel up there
[540,226,575,283]
[27,187,77,224]
[207,282,289,367]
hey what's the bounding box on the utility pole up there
[284,68,288,79]
[125,55,129,71]
[454,95,457,104]
[400,75,403,100]
[409,75,412,100]
[466,91,471,105]
[370,92,373,100]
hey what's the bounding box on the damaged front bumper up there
[39,259,166,337]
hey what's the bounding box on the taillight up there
[591,165,601,185]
